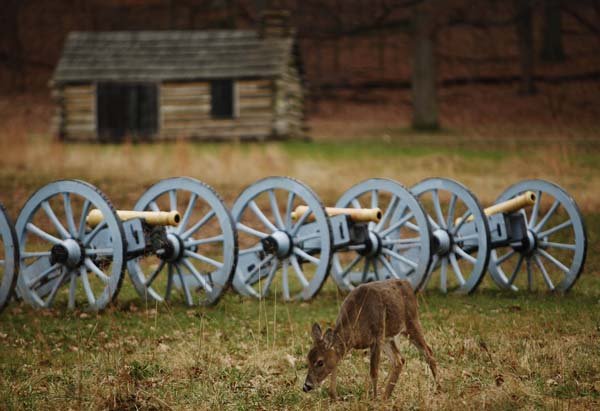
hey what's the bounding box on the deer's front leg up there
[369,341,381,398]
[328,368,338,399]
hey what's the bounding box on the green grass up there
[1,132,600,409]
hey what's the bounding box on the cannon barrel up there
[86,209,181,227]
[291,205,382,223]
[458,191,536,224]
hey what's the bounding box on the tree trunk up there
[516,0,536,95]
[541,0,565,62]
[1,0,26,91]
[411,4,439,130]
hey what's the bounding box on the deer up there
[302,279,438,400]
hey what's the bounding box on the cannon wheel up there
[231,177,332,301]
[331,178,432,291]
[15,180,126,310]
[412,178,490,294]
[488,180,587,293]
[127,177,237,306]
[0,203,18,313]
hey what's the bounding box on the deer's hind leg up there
[382,338,405,400]
[405,317,438,384]
[369,340,382,398]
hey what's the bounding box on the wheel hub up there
[433,229,453,256]
[359,230,382,258]
[512,228,537,255]
[50,239,84,268]
[261,230,293,258]
[159,233,185,262]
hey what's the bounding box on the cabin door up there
[97,83,158,141]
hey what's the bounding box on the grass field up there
[1,105,600,409]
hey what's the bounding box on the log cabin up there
[50,11,305,142]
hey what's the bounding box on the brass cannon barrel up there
[291,205,382,223]
[86,210,181,227]
[457,190,536,224]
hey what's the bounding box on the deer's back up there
[335,280,417,349]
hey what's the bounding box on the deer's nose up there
[303,382,313,392]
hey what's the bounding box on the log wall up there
[273,58,305,139]
[54,84,96,140]
[159,79,275,140]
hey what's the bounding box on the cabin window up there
[96,83,158,141]
[210,79,235,118]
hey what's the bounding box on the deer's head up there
[303,323,340,393]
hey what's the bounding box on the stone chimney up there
[259,7,291,38]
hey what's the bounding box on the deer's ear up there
[323,328,334,347]
[311,323,322,342]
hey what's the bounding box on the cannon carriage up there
[0,175,588,312]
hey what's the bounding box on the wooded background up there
[1,0,599,129]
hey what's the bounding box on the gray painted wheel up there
[15,180,126,310]
[412,178,490,294]
[127,177,237,306]
[231,177,332,301]
[331,178,432,291]
[488,180,587,293]
[0,203,18,313]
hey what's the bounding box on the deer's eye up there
[316,360,324,367]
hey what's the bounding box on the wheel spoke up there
[451,210,472,235]
[432,190,447,229]
[382,237,421,246]
[177,193,198,234]
[290,255,309,288]
[44,269,67,308]
[26,262,61,288]
[537,249,570,274]
[269,190,285,230]
[78,199,91,239]
[63,193,78,237]
[181,258,213,294]
[80,266,96,306]
[27,223,62,245]
[453,245,477,264]
[538,220,572,238]
[508,254,525,286]
[281,260,290,300]
[351,199,362,209]
[83,220,107,247]
[175,263,193,306]
[284,192,296,229]
[85,248,113,257]
[339,255,363,279]
[68,271,77,309]
[184,250,223,269]
[149,201,160,212]
[526,258,533,291]
[455,233,479,242]
[250,200,278,232]
[448,253,466,286]
[42,201,70,239]
[528,190,542,228]
[439,258,448,293]
[84,258,110,283]
[296,232,321,243]
[185,234,224,248]
[181,210,215,239]
[533,254,555,291]
[239,244,264,256]
[236,222,268,239]
[21,251,52,259]
[361,259,371,283]
[378,255,400,279]
[165,264,174,301]
[379,212,415,237]
[370,189,379,209]
[291,206,313,236]
[381,248,418,268]
[540,240,576,251]
[495,249,516,266]
[169,190,178,212]
[375,195,398,232]
[534,200,560,233]
[243,254,274,284]
[145,260,166,287]
[261,259,279,296]
[293,247,320,265]
[446,193,457,229]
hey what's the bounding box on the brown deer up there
[303,279,438,400]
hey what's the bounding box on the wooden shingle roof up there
[52,30,293,84]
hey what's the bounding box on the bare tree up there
[411,1,439,130]
[541,0,565,62]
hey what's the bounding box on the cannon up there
[230,177,433,300]
[0,203,18,313]
[408,178,586,294]
[14,178,237,311]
